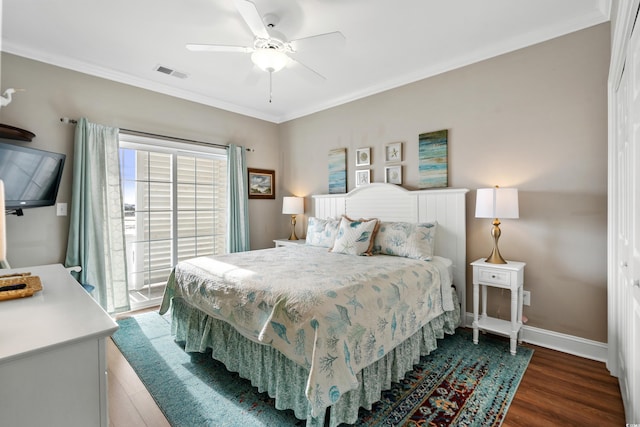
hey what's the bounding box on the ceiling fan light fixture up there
[251,49,288,73]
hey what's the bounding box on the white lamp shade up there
[0,180,6,261]
[282,196,304,215]
[251,49,289,73]
[475,187,519,219]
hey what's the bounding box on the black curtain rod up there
[59,117,253,152]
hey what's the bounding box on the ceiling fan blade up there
[186,44,252,53]
[233,0,270,40]
[289,31,345,52]
[287,56,326,83]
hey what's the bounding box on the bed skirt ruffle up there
[170,290,460,427]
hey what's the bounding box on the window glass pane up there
[134,182,146,211]
[177,155,195,183]
[177,237,196,261]
[148,152,172,181]
[177,210,196,238]
[149,240,172,270]
[196,210,214,235]
[136,182,172,211]
[196,158,214,184]
[124,207,136,238]
[123,185,136,213]
[149,182,172,210]
[213,234,226,253]
[120,139,228,309]
[126,241,148,275]
[196,185,214,208]
[129,270,150,291]
[196,235,214,256]
[133,211,149,242]
[177,183,195,210]
[148,267,173,287]
[135,151,150,180]
[146,211,172,240]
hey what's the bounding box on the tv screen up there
[0,141,66,210]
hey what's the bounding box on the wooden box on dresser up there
[0,264,118,427]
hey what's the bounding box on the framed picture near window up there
[385,165,402,185]
[355,169,370,187]
[356,147,371,166]
[248,168,275,199]
[385,142,402,163]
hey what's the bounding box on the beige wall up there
[0,22,610,342]
[0,53,281,267]
[279,23,610,342]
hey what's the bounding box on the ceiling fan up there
[187,0,345,102]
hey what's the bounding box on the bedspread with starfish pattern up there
[160,245,453,417]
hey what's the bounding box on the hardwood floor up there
[503,342,625,427]
[107,338,170,427]
[107,317,626,427]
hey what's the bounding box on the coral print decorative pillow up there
[373,221,437,260]
[305,217,340,248]
[331,216,378,256]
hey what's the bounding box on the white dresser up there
[0,264,118,427]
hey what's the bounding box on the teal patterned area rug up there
[112,312,533,427]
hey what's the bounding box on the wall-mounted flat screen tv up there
[0,141,66,210]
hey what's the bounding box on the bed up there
[160,184,468,426]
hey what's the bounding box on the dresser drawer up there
[477,267,511,286]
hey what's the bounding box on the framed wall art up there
[328,148,347,194]
[418,130,448,188]
[384,165,402,185]
[385,142,402,163]
[355,169,370,187]
[248,168,275,199]
[356,147,371,166]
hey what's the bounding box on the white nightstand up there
[471,258,526,355]
[273,239,306,248]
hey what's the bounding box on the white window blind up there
[119,135,227,305]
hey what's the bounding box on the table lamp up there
[475,186,519,264]
[282,196,304,240]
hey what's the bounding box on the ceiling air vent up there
[154,65,188,79]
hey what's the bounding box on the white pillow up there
[373,221,437,260]
[330,216,378,256]
[305,217,340,248]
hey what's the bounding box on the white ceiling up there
[2,0,610,123]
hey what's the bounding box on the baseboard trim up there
[463,312,608,362]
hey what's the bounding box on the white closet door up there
[614,64,631,419]
[628,11,640,421]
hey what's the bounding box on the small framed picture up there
[356,147,371,166]
[385,142,402,163]
[385,166,402,185]
[248,168,275,199]
[355,169,370,187]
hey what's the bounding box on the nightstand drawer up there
[477,267,511,286]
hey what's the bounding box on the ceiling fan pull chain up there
[269,71,273,103]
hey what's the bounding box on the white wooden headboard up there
[312,183,469,316]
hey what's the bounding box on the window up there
[119,135,227,309]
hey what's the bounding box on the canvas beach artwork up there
[328,148,347,194]
[419,130,448,188]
